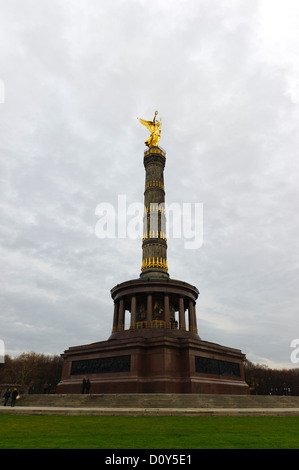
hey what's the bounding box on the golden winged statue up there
[137,110,162,147]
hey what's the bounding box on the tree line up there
[1,353,299,395]
[0,352,63,395]
[245,360,299,395]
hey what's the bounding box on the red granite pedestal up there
[57,330,248,394]
[57,279,249,395]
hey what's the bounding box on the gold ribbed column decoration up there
[140,146,169,279]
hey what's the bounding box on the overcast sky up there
[1,0,299,369]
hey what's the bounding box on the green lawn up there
[0,415,298,449]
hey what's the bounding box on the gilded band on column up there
[145,180,165,191]
[141,257,168,271]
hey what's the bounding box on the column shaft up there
[147,294,153,327]
[130,295,136,329]
[164,294,170,327]
[119,298,125,330]
[179,296,185,330]
[193,303,198,333]
[188,300,194,332]
[113,301,119,332]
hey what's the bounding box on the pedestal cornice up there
[111,278,199,302]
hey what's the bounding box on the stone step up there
[17,394,299,409]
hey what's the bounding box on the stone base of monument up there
[56,328,249,395]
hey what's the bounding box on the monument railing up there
[112,321,198,334]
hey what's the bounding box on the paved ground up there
[1,406,299,416]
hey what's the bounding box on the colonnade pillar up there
[130,295,136,328]
[179,296,185,330]
[164,294,170,326]
[193,303,198,332]
[147,294,153,325]
[188,299,197,332]
[113,301,119,332]
[119,298,125,330]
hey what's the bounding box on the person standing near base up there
[3,388,11,406]
[81,377,87,394]
[11,388,18,407]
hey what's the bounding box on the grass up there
[0,415,299,449]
